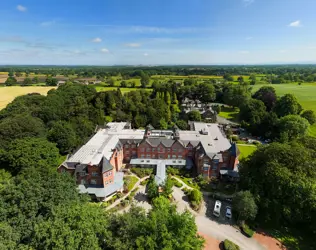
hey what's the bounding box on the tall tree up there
[301,110,316,125]
[253,86,277,111]
[274,94,302,117]
[232,191,258,224]
[278,115,309,141]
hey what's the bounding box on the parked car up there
[226,206,232,219]
[213,200,221,217]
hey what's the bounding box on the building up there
[58,121,239,201]
[181,98,217,122]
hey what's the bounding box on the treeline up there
[0,84,204,249]
[3,64,316,78]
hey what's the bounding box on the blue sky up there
[0,0,316,65]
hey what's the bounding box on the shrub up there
[241,224,255,238]
[140,179,149,186]
[253,141,260,146]
[173,179,183,188]
[166,167,180,175]
[130,167,153,178]
[223,239,240,250]
[124,176,138,192]
[121,199,129,207]
[231,135,239,142]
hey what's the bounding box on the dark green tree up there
[301,110,316,125]
[232,191,258,224]
[274,94,302,117]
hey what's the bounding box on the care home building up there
[58,121,239,201]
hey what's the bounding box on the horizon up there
[1,0,316,65]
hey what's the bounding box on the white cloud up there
[243,0,254,6]
[143,53,149,56]
[246,37,253,40]
[101,48,109,53]
[239,50,250,54]
[125,43,141,48]
[92,37,102,43]
[289,20,302,27]
[40,21,56,27]
[17,5,27,12]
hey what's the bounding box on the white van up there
[213,200,221,217]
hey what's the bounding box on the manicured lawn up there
[238,145,257,159]
[218,106,240,122]
[124,176,139,192]
[252,83,316,135]
[0,86,56,110]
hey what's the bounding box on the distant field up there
[93,86,152,94]
[252,83,316,136]
[238,144,257,159]
[0,86,56,110]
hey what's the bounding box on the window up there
[221,163,227,168]
[141,154,145,158]
[167,149,171,152]
[203,159,209,164]
[212,164,218,170]
[152,148,156,152]
[146,154,151,158]
[91,179,97,185]
[92,172,99,177]
[172,155,177,158]
[203,166,209,171]
[125,145,129,149]
[146,148,150,152]
[141,148,145,152]
[172,149,177,152]
[131,144,136,148]
[168,155,171,159]
[80,172,86,176]
[178,155,182,159]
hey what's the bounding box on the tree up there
[223,73,234,81]
[5,77,17,86]
[223,85,251,108]
[120,80,127,87]
[232,191,258,224]
[176,120,188,130]
[32,76,39,84]
[301,110,316,125]
[107,77,115,87]
[278,115,309,141]
[0,114,46,147]
[0,137,60,175]
[31,202,110,250]
[184,78,196,86]
[22,77,32,86]
[239,142,316,228]
[239,99,267,135]
[237,76,244,83]
[249,74,256,85]
[45,77,58,86]
[159,118,168,129]
[147,178,159,200]
[48,121,78,154]
[188,110,202,121]
[253,86,277,111]
[130,81,136,88]
[274,94,302,117]
[162,176,173,198]
[141,74,150,88]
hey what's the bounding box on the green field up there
[252,83,316,136]
[93,86,152,94]
[218,106,239,122]
[238,144,257,159]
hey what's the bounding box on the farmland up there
[0,86,56,110]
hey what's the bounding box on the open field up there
[93,86,152,94]
[218,106,239,122]
[238,144,257,159]
[252,83,316,136]
[0,86,56,110]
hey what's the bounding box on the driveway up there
[172,187,266,250]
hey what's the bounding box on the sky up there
[1,0,316,65]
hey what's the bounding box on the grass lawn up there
[0,86,56,110]
[238,144,257,159]
[252,83,316,135]
[124,176,139,192]
[218,106,240,122]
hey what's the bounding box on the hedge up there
[241,224,255,238]
[223,239,240,250]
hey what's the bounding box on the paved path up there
[106,175,149,211]
[172,187,265,250]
